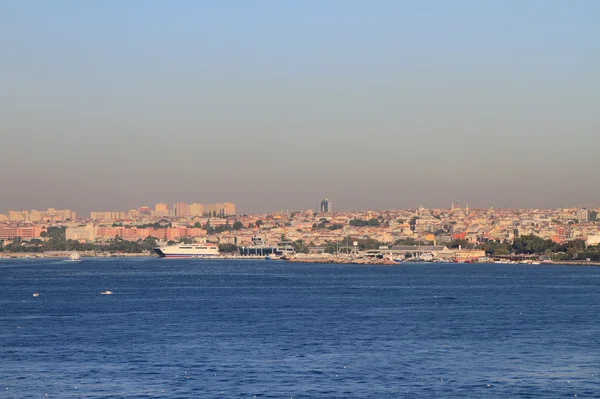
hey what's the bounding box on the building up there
[173,202,189,217]
[189,203,205,217]
[222,202,236,216]
[66,224,96,242]
[90,212,110,221]
[578,209,589,222]
[0,226,44,240]
[155,203,170,217]
[29,210,42,222]
[8,210,28,222]
[205,203,221,216]
[205,202,236,216]
[586,235,600,247]
[90,212,126,221]
[127,209,140,219]
[386,245,447,258]
[138,206,153,216]
[320,198,332,213]
[43,208,74,221]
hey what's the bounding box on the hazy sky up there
[1,1,599,215]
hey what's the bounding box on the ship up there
[153,243,220,258]
[67,252,81,261]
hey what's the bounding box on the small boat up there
[100,290,113,295]
[32,292,39,297]
[68,252,81,261]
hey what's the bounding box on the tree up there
[47,226,66,241]
[480,240,510,256]
[394,238,428,246]
[219,243,238,253]
[233,221,244,230]
[349,219,368,227]
[447,239,471,249]
[255,220,263,227]
[292,239,308,253]
[141,236,158,251]
[512,234,556,254]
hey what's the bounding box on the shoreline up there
[284,256,600,267]
[2,252,600,266]
[0,251,153,259]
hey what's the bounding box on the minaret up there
[451,202,455,211]
[466,204,469,216]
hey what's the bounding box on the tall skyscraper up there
[320,198,332,213]
[578,208,589,222]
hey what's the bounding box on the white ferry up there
[153,243,220,258]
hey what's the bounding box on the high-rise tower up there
[320,198,332,213]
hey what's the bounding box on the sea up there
[1,258,599,398]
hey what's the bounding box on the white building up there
[66,224,96,242]
[586,235,600,247]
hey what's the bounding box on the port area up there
[285,254,398,265]
[284,254,600,266]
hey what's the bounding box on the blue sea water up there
[1,258,600,398]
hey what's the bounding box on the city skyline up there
[1,199,599,220]
[2,200,599,251]
[1,1,599,213]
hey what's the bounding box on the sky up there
[1,0,599,215]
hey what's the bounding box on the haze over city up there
[1,1,599,214]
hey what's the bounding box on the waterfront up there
[1,258,600,398]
